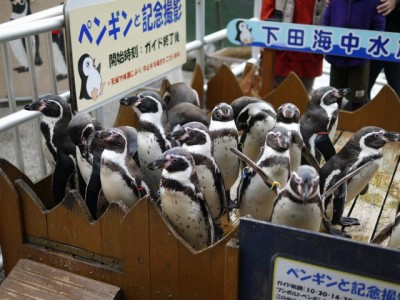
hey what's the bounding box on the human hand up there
[377,0,397,16]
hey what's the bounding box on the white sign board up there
[64,0,186,111]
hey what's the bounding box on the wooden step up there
[0,259,121,299]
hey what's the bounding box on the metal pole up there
[46,31,58,94]
[252,0,262,59]
[25,35,48,176]
[195,0,206,108]
[1,42,25,172]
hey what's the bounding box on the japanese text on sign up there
[272,257,400,300]
[226,19,400,62]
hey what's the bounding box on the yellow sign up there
[64,0,186,111]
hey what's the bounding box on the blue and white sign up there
[227,19,400,62]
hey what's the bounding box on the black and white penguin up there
[209,103,240,199]
[24,95,78,204]
[96,128,149,208]
[148,147,215,250]
[78,53,105,100]
[270,165,325,232]
[9,0,42,72]
[120,91,172,197]
[167,102,210,130]
[237,126,291,221]
[234,98,277,161]
[320,126,400,226]
[68,112,103,185]
[161,80,200,110]
[300,86,350,163]
[166,122,227,234]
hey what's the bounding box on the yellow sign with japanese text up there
[64,0,186,111]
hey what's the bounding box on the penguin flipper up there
[338,216,360,227]
[85,169,102,219]
[315,133,336,162]
[230,148,278,193]
[52,154,75,204]
[370,222,394,244]
[301,145,321,171]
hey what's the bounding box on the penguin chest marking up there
[243,119,274,160]
[346,159,381,202]
[272,196,322,231]
[213,136,240,189]
[160,188,209,250]
[76,147,92,184]
[86,69,102,96]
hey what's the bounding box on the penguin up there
[300,86,350,163]
[167,102,210,130]
[230,147,372,237]
[148,147,215,250]
[237,126,291,221]
[51,29,68,81]
[120,91,172,197]
[24,95,78,204]
[320,126,400,227]
[161,80,200,110]
[68,112,103,185]
[96,128,149,208]
[276,103,320,172]
[234,97,277,161]
[78,53,105,100]
[371,211,400,250]
[9,0,42,72]
[234,20,253,45]
[166,122,228,236]
[209,102,240,199]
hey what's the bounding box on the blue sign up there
[227,19,400,62]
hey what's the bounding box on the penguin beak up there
[302,184,309,204]
[166,127,187,141]
[24,100,45,112]
[120,96,140,106]
[383,132,400,142]
[148,157,167,170]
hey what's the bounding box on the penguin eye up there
[374,133,380,138]
[86,62,90,67]
[188,130,195,136]
[172,158,178,163]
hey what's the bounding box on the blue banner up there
[227,19,400,62]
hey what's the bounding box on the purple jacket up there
[323,0,385,67]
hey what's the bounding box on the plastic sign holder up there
[64,0,186,112]
[239,217,400,300]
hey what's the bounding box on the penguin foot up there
[14,66,28,73]
[56,74,68,81]
[338,216,360,227]
[328,227,352,239]
[360,184,369,195]
[35,55,43,66]
[215,224,224,241]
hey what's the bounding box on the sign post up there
[64,0,186,112]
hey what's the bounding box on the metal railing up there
[0,1,262,181]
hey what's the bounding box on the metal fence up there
[0,1,261,183]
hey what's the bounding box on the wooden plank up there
[14,179,48,240]
[338,85,400,132]
[0,159,25,275]
[178,244,211,299]
[148,200,180,299]
[224,238,239,300]
[263,72,309,115]
[0,259,121,299]
[121,197,151,299]
[31,175,55,209]
[206,64,244,110]
[190,64,204,108]
[344,142,400,242]
[98,201,129,261]
[113,105,138,128]
[259,49,275,97]
[47,190,101,255]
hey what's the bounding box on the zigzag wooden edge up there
[206,63,244,109]
[191,64,204,107]
[113,104,138,128]
[0,158,33,188]
[262,72,309,114]
[338,85,400,132]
